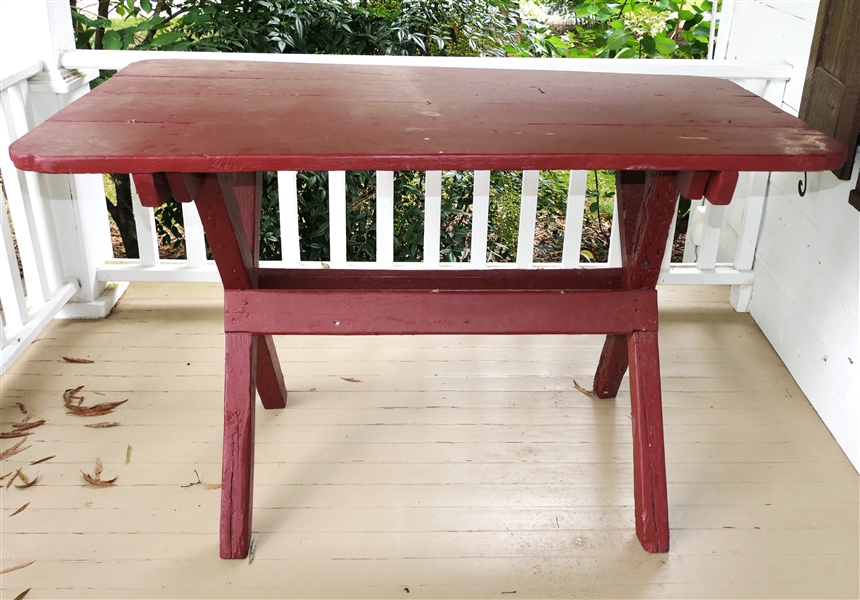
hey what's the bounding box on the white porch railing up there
[1,51,794,374]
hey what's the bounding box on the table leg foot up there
[593,334,629,399]
[628,330,670,553]
[220,332,257,559]
[255,335,287,409]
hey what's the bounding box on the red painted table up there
[10,59,846,559]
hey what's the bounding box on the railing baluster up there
[423,171,442,267]
[0,203,27,333]
[607,197,622,267]
[277,171,300,265]
[682,198,704,262]
[516,170,539,267]
[130,177,159,267]
[376,171,394,266]
[695,201,725,270]
[182,201,207,267]
[471,170,490,267]
[328,171,347,267]
[662,197,680,269]
[0,85,50,305]
[562,170,587,267]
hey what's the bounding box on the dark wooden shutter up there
[799,0,860,183]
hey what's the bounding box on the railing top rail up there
[1,61,44,92]
[59,49,793,81]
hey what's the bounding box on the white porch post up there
[1,0,127,317]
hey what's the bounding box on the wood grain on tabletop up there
[8,60,848,174]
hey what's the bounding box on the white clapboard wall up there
[718,0,860,472]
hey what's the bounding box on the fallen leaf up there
[5,468,22,489]
[0,471,13,480]
[11,420,45,432]
[14,475,38,489]
[572,379,596,398]
[15,403,27,414]
[723,526,736,529]
[62,356,94,364]
[28,455,55,466]
[13,588,31,600]
[341,377,362,383]
[126,445,132,464]
[0,431,32,440]
[203,483,222,490]
[17,471,29,484]
[82,472,116,487]
[63,387,128,417]
[92,391,106,396]
[64,385,86,403]
[248,537,258,564]
[321,262,330,269]
[84,422,120,428]
[1,439,31,461]
[10,502,30,516]
[0,560,35,575]
[95,458,103,478]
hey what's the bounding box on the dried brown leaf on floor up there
[84,422,120,428]
[15,475,38,489]
[12,587,31,600]
[0,561,35,575]
[12,420,45,432]
[64,387,128,416]
[126,445,132,464]
[10,502,30,516]
[62,356,94,364]
[341,377,362,383]
[82,472,116,487]
[572,379,596,398]
[0,431,32,440]
[0,471,13,480]
[15,403,27,414]
[203,483,222,490]
[5,468,22,488]
[95,458,103,478]
[29,455,55,466]
[92,391,106,396]
[0,439,30,461]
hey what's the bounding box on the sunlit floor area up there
[1,283,857,599]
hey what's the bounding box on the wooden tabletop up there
[10,59,847,174]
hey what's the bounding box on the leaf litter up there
[5,468,22,489]
[572,379,596,398]
[0,561,35,575]
[15,474,38,489]
[10,502,30,516]
[84,422,120,428]
[29,455,55,465]
[13,588,31,600]
[62,356,94,364]
[82,457,116,487]
[1,439,31,461]
[64,386,127,416]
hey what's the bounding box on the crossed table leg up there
[144,169,686,558]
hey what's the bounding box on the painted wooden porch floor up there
[1,283,857,599]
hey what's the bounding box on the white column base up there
[55,281,129,319]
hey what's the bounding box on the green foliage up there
[539,0,716,59]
